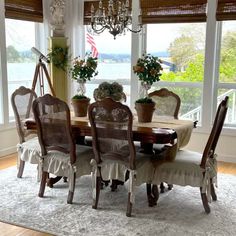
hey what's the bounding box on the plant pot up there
[135,102,155,123]
[71,98,90,117]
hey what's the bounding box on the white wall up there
[185,131,236,163]
[0,128,18,157]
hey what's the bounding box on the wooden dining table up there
[24,115,193,151]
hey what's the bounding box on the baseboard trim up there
[218,154,236,163]
[0,146,17,158]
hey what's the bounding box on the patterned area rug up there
[1,165,236,236]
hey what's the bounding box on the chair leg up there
[67,173,76,204]
[152,184,159,202]
[17,159,25,178]
[146,184,157,207]
[210,179,217,201]
[38,171,48,198]
[200,187,210,214]
[92,176,101,209]
[126,192,132,217]
[160,182,165,193]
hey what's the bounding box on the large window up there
[146,23,206,122]
[84,29,131,104]
[217,21,236,126]
[5,19,37,121]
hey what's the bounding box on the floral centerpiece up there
[133,53,163,99]
[133,54,162,122]
[70,54,98,117]
[93,82,126,102]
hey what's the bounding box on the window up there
[146,23,206,122]
[5,19,37,121]
[84,29,131,104]
[217,21,236,127]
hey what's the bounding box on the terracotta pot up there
[71,98,90,117]
[135,102,155,122]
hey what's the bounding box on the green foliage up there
[7,45,20,63]
[93,82,126,101]
[72,94,90,100]
[70,54,98,82]
[219,31,236,83]
[135,97,154,104]
[47,46,69,71]
[133,54,163,85]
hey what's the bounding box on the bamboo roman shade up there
[216,0,236,21]
[84,0,132,25]
[5,0,43,22]
[140,0,207,24]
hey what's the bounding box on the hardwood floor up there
[0,153,236,236]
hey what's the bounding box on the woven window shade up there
[84,0,132,25]
[216,0,236,21]
[5,0,43,22]
[140,0,207,24]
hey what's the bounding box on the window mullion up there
[130,0,142,111]
[201,0,218,131]
[0,0,9,127]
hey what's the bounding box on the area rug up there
[1,165,236,236]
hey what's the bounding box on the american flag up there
[86,33,99,58]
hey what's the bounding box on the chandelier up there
[90,0,142,39]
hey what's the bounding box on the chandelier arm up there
[127,27,142,33]
[91,24,107,34]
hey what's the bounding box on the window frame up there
[141,0,236,134]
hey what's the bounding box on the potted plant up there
[70,54,98,117]
[93,82,126,102]
[133,54,163,122]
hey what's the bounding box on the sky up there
[5,19,35,51]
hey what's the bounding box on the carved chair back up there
[88,97,136,170]
[11,86,37,143]
[149,88,181,119]
[200,96,228,169]
[32,94,76,165]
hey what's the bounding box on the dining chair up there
[88,98,155,217]
[32,94,94,203]
[11,86,41,178]
[153,96,229,213]
[148,88,181,192]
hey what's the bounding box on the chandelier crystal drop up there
[90,0,142,39]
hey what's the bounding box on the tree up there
[168,35,197,71]
[7,45,20,63]
[168,24,206,72]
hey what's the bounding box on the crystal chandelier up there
[91,0,142,39]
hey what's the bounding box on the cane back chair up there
[149,88,181,119]
[32,94,94,203]
[11,86,40,178]
[153,96,229,213]
[88,98,155,217]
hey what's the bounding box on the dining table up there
[24,114,194,153]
